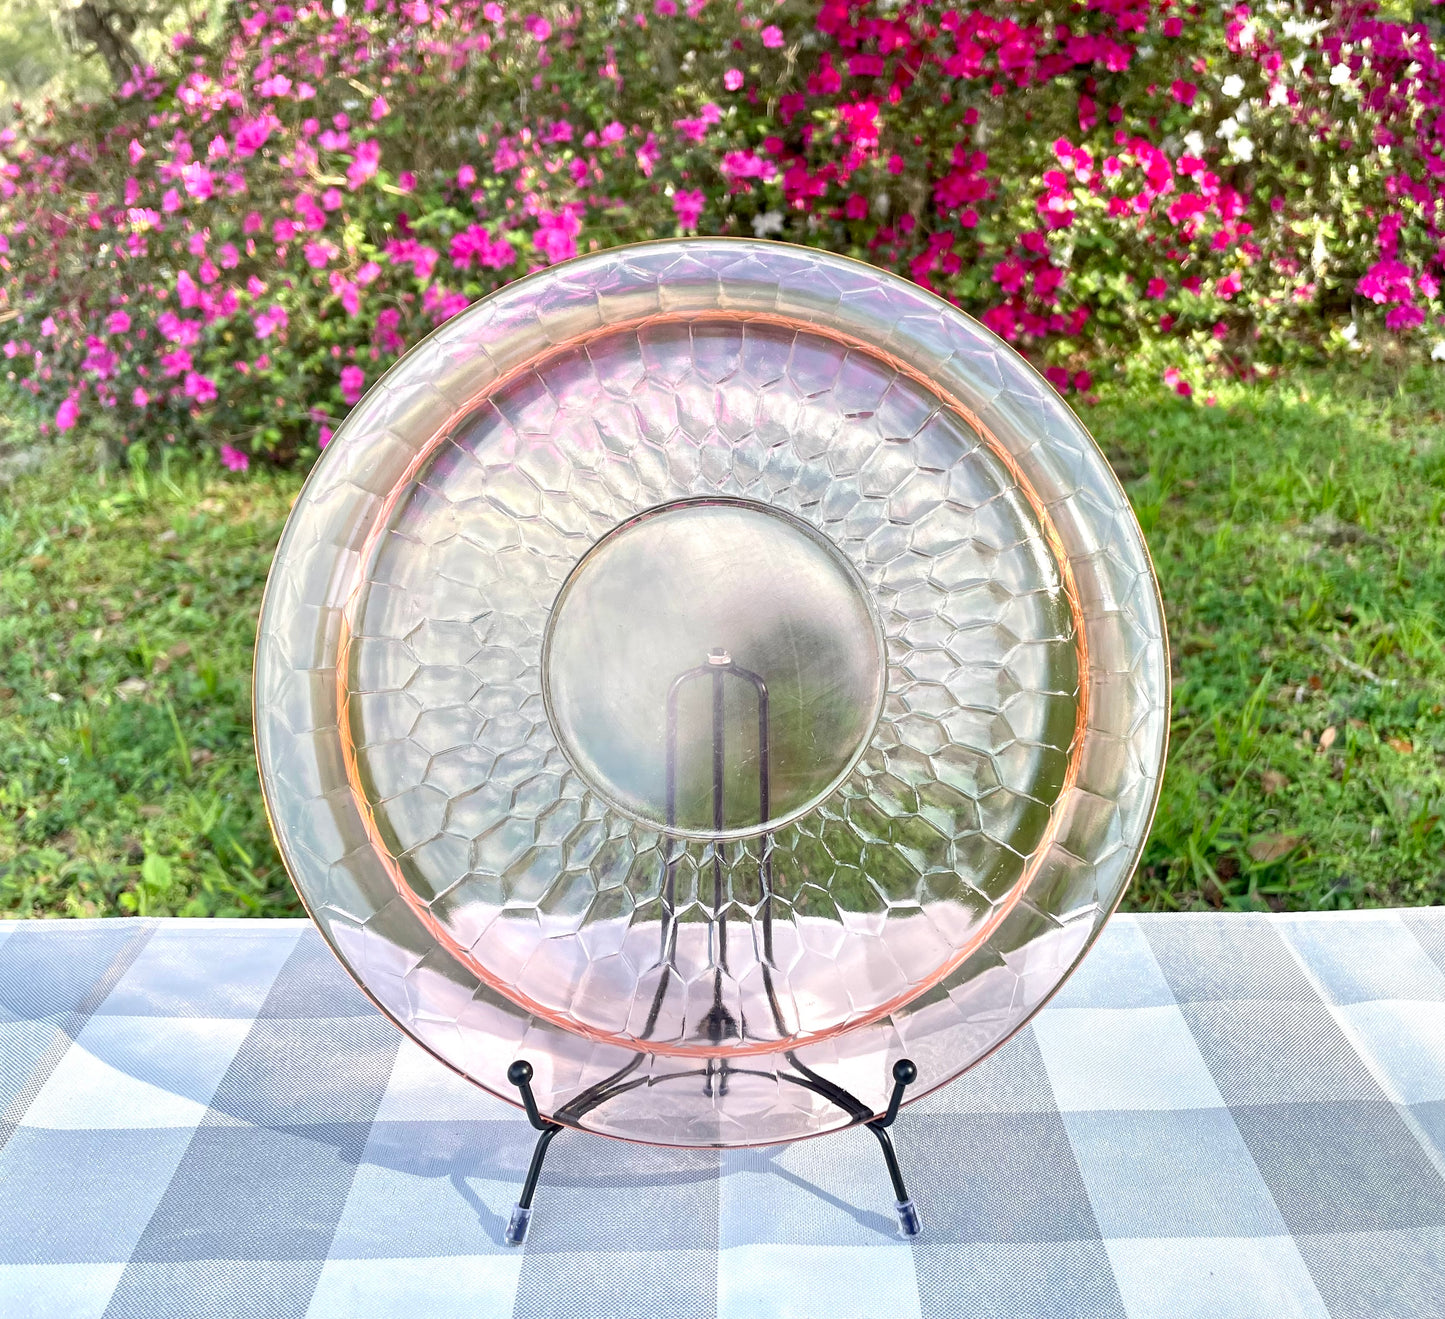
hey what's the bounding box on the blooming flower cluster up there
[1,0,1441,464]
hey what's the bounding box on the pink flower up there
[457,164,477,189]
[525,15,552,40]
[532,208,581,264]
[1146,277,1169,299]
[672,188,705,230]
[106,311,131,335]
[234,115,276,157]
[128,139,145,165]
[370,96,390,120]
[450,225,517,271]
[1163,366,1193,397]
[220,444,249,472]
[55,396,79,431]
[1170,80,1197,106]
[318,424,333,449]
[719,150,776,183]
[724,68,744,91]
[384,238,440,280]
[347,139,381,189]
[761,25,784,48]
[132,387,150,408]
[397,171,417,191]
[374,307,404,354]
[330,273,361,315]
[184,372,218,406]
[181,163,213,201]
[160,347,193,377]
[1386,304,1425,331]
[253,305,289,339]
[423,287,471,324]
[340,364,366,405]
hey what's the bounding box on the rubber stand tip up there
[895,1199,922,1239]
[504,1204,533,1247]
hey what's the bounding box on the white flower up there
[752,211,784,238]
[1432,340,1445,362]
[1282,18,1327,43]
[1343,323,1359,342]
[1217,117,1240,140]
[1269,82,1290,108]
[1231,136,1255,162]
[331,0,346,13]
[1184,130,1205,156]
[1221,74,1245,98]
[1330,62,1352,88]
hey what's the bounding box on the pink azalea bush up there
[2,0,1444,464]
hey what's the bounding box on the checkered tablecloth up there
[4,911,1445,1319]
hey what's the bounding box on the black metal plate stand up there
[503,650,923,1246]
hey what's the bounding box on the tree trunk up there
[67,3,143,87]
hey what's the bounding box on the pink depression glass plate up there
[254,239,1169,1147]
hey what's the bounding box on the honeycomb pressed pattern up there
[256,239,1168,1146]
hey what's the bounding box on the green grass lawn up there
[1,365,1442,918]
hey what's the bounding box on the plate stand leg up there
[865,1060,923,1238]
[505,1060,563,1246]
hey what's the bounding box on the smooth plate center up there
[542,497,886,838]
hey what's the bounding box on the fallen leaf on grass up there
[1249,833,1302,863]
[1387,736,1414,754]
[1261,770,1288,795]
[1318,725,1337,751]
[115,677,149,699]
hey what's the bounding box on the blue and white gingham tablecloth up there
[3,910,1445,1318]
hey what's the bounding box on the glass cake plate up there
[254,238,1169,1148]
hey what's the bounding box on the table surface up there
[4,910,1445,1319]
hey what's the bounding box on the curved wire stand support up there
[504,649,923,1246]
